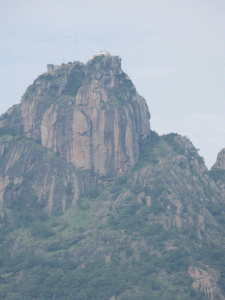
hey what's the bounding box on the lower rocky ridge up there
[0,135,98,214]
[0,133,225,299]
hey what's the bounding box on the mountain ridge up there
[0,53,224,300]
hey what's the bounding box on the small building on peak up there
[90,50,110,60]
[47,64,59,72]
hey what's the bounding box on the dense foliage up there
[0,131,224,299]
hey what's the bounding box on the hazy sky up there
[1,0,224,168]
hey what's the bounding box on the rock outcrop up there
[210,149,225,200]
[188,266,225,300]
[0,135,97,214]
[129,134,222,239]
[19,54,151,179]
[0,53,151,213]
[212,149,225,170]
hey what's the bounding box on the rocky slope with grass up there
[0,53,225,300]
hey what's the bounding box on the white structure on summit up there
[90,50,110,60]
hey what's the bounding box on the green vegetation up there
[0,129,224,299]
[65,182,73,195]
[0,249,199,300]
[134,131,160,170]
[61,64,85,96]
[38,74,53,81]
[0,125,23,137]
[162,133,185,155]
[6,181,14,190]
[31,223,55,239]
[88,54,105,68]
[0,220,206,300]
[23,63,85,108]
[108,73,136,106]
[209,169,225,182]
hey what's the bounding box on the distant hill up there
[0,53,224,300]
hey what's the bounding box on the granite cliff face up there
[0,53,150,214]
[20,54,150,179]
[0,134,98,214]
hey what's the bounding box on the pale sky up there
[0,0,224,168]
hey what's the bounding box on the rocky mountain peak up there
[87,52,121,72]
[17,54,151,180]
[1,54,225,300]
